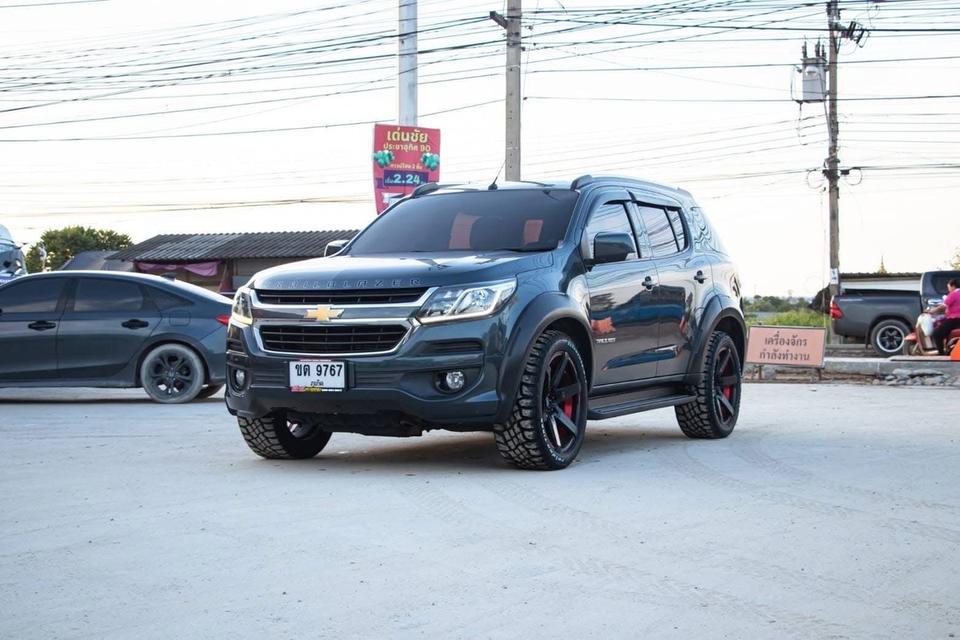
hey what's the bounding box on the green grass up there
[747,308,828,328]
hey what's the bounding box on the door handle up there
[122,319,149,329]
[694,270,708,284]
[27,320,56,331]
[642,276,656,291]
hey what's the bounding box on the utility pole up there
[398,0,418,126]
[826,0,841,308]
[490,0,522,180]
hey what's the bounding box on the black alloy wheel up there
[140,343,205,404]
[542,350,584,455]
[712,341,740,428]
[870,319,909,356]
[286,414,321,440]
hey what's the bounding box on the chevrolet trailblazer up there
[224,176,746,470]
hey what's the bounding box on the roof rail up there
[570,174,593,190]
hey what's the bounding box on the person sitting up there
[927,278,960,355]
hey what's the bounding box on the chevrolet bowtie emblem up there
[305,306,343,322]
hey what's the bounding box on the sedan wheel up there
[140,344,205,404]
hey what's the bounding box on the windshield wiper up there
[501,246,554,253]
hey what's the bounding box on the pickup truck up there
[224,176,746,470]
[831,270,960,355]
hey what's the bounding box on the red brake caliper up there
[720,358,733,400]
[563,397,574,418]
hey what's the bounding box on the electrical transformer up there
[799,42,827,103]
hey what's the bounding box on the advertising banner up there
[372,124,440,214]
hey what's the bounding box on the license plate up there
[289,360,346,392]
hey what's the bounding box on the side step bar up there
[587,394,696,420]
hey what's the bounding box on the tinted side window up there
[74,279,144,312]
[0,279,65,313]
[149,287,192,311]
[666,209,687,251]
[637,206,680,258]
[584,202,638,260]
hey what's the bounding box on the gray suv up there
[225,176,746,470]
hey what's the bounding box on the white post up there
[398,0,418,126]
[505,0,521,180]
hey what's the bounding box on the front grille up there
[256,288,427,305]
[259,324,407,354]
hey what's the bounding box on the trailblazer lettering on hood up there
[270,278,424,290]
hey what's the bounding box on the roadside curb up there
[744,356,960,387]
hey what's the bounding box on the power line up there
[0,97,501,141]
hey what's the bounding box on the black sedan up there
[0,271,230,403]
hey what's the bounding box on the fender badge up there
[305,306,343,321]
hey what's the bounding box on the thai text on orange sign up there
[745,326,826,368]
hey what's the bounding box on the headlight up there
[231,288,253,326]
[418,279,516,323]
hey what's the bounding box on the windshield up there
[347,189,579,255]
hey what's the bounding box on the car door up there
[582,198,662,386]
[633,203,706,378]
[0,277,68,381]
[56,277,160,380]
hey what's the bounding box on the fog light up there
[231,367,247,390]
[439,370,465,393]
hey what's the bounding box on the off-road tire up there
[196,384,224,399]
[870,319,910,356]
[237,412,332,459]
[676,330,741,439]
[493,330,588,471]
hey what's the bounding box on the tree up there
[25,226,132,272]
[951,247,960,270]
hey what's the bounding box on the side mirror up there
[591,232,635,265]
[324,239,348,257]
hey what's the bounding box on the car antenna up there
[488,160,505,190]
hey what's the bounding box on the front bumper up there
[224,316,507,434]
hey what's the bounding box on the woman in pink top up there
[929,278,960,355]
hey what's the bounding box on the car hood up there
[249,252,554,290]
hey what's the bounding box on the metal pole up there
[398,0,418,126]
[505,0,521,180]
[826,0,841,313]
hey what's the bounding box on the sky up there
[2,0,959,295]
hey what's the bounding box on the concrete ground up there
[0,384,957,640]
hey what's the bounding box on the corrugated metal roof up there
[59,250,134,272]
[111,230,358,262]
